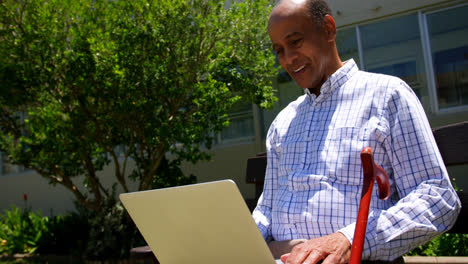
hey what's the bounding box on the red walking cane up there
[349,147,391,264]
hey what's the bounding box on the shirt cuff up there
[338,223,355,245]
[338,221,375,260]
[252,208,271,241]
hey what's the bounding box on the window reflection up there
[428,5,468,109]
[220,112,255,141]
[360,14,429,111]
[218,101,255,144]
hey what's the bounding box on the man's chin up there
[295,79,322,94]
[295,81,313,90]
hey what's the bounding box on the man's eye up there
[275,49,283,55]
[292,38,302,46]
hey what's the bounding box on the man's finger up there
[285,244,311,264]
[280,253,290,263]
[321,254,341,264]
[286,244,325,264]
[297,250,324,264]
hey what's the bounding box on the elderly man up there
[252,0,461,263]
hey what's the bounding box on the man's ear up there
[323,14,337,42]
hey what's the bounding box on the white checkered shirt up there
[252,59,461,261]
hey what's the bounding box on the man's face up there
[268,7,332,91]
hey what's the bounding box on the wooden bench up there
[129,245,159,264]
[245,152,267,212]
[432,121,468,233]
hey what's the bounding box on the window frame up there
[215,109,256,146]
[422,4,468,114]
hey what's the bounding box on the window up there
[219,112,254,142]
[427,5,468,110]
[337,27,360,66]
[0,152,25,176]
[216,101,255,144]
[360,14,429,111]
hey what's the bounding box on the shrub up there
[0,205,89,258]
[36,212,89,257]
[77,198,145,261]
[407,233,468,256]
[0,206,48,255]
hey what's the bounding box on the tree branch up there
[0,107,23,138]
[140,143,165,190]
[26,163,98,211]
[75,93,130,194]
[81,147,103,204]
[120,132,135,191]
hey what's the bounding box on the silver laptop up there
[120,180,280,264]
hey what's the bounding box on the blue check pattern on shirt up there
[252,59,461,261]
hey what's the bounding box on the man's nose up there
[283,48,299,67]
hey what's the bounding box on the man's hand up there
[280,232,351,264]
[268,239,308,259]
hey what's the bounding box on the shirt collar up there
[303,59,359,104]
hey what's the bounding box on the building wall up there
[0,171,75,216]
[0,159,140,216]
[181,142,261,200]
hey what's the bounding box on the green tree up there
[0,0,277,212]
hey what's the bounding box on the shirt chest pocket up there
[324,127,368,185]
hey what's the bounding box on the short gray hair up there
[305,0,332,30]
[269,0,332,31]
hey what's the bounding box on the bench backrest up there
[432,121,468,233]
